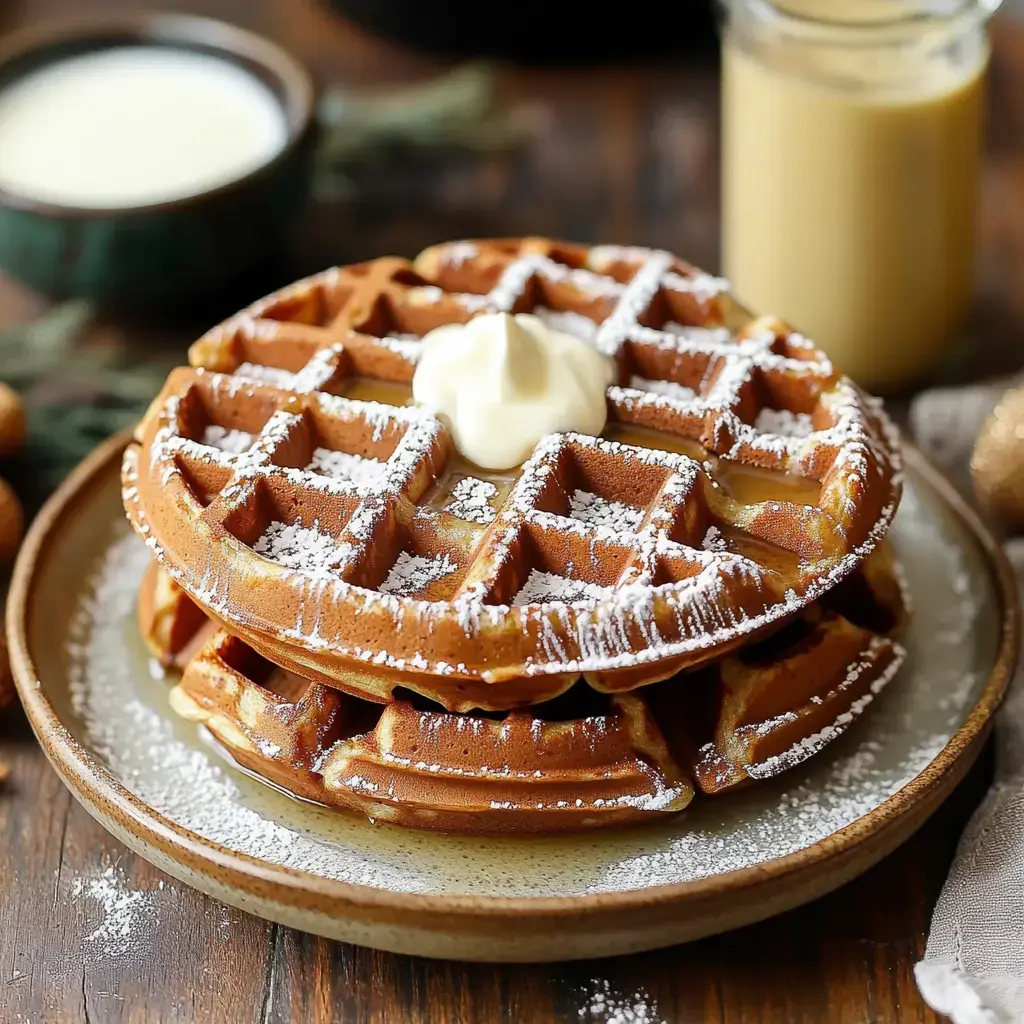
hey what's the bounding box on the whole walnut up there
[0,382,25,459]
[0,381,26,715]
[973,385,1024,533]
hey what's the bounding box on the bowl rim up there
[6,431,1019,923]
[0,12,316,219]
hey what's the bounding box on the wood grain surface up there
[0,1,1021,1020]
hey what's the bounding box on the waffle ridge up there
[123,238,902,711]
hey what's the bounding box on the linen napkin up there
[910,383,1024,1024]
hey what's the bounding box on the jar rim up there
[731,0,1000,29]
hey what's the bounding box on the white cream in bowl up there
[0,46,289,208]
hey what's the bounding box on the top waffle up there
[123,238,901,711]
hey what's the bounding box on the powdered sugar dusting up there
[202,425,253,454]
[444,240,478,266]
[254,521,350,578]
[70,865,162,958]
[380,551,458,597]
[381,332,423,362]
[590,733,950,894]
[445,477,498,525]
[570,489,644,532]
[533,307,599,342]
[235,362,298,388]
[756,408,815,438]
[702,526,727,553]
[308,447,384,488]
[577,979,666,1024]
[514,570,614,606]
[629,376,697,402]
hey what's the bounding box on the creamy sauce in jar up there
[721,0,994,391]
[0,47,288,208]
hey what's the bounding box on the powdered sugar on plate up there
[59,462,995,898]
[66,532,436,893]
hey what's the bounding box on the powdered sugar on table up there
[577,979,667,1024]
[69,864,170,959]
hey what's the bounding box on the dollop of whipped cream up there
[411,312,615,471]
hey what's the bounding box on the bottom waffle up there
[139,551,908,834]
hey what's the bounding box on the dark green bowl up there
[0,14,317,314]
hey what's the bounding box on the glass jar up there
[720,0,1000,392]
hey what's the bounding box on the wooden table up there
[1,2,1021,1020]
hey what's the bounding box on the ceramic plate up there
[8,435,1017,962]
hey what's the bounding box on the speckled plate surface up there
[8,433,1017,962]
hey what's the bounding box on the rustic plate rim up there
[7,429,1018,921]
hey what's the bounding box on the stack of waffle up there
[123,238,906,834]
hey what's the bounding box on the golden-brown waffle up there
[140,544,906,833]
[123,238,901,712]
